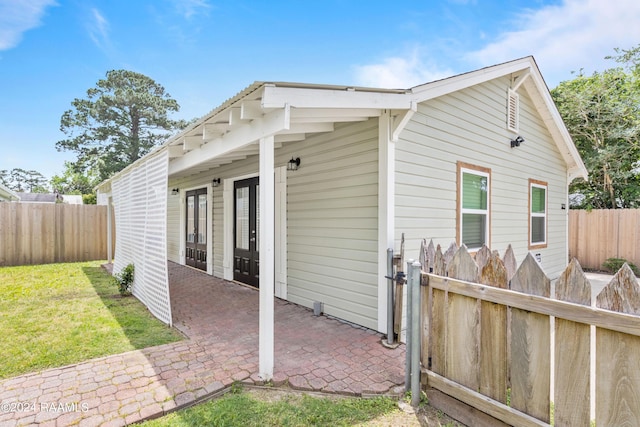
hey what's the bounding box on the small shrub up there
[113,263,134,296]
[602,258,640,276]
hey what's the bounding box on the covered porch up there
[168,261,405,395]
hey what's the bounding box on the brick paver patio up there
[0,262,405,426]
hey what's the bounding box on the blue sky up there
[1,0,639,180]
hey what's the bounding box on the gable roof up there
[0,182,20,201]
[409,56,587,181]
[97,56,586,191]
[15,192,62,203]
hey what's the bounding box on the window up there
[529,179,547,248]
[457,162,491,251]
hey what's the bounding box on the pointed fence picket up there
[418,239,640,427]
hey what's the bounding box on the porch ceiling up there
[166,83,412,179]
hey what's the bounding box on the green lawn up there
[140,385,399,427]
[0,261,182,380]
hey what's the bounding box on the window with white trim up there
[458,163,490,251]
[529,179,547,248]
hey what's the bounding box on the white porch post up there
[377,110,394,332]
[107,196,113,264]
[259,135,275,380]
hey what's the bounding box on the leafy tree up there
[56,70,188,181]
[0,168,48,192]
[50,162,99,195]
[552,46,640,209]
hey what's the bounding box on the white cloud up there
[354,49,455,89]
[171,0,212,20]
[354,0,640,90]
[466,0,640,86]
[87,8,111,51]
[0,0,56,50]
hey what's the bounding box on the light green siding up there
[396,76,569,278]
[166,119,380,330]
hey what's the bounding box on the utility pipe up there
[409,260,422,407]
[386,248,394,346]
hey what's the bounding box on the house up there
[0,182,20,202]
[15,192,63,203]
[96,56,587,379]
[61,194,84,205]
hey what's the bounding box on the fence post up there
[405,259,414,391]
[409,259,422,407]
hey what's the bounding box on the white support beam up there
[203,123,229,140]
[183,136,202,152]
[377,110,395,333]
[259,135,275,380]
[229,107,246,125]
[391,101,417,142]
[289,108,383,119]
[279,122,334,134]
[169,106,290,176]
[262,85,411,110]
[512,69,532,92]
[241,100,263,119]
[275,133,306,143]
[168,145,184,158]
[290,116,368,124]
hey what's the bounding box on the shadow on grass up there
[82,266,183,350]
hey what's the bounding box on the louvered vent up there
[507,89,519,133]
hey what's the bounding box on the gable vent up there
[507,88,519,133]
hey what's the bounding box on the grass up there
[0,261,182,380]
[140,385,399,427]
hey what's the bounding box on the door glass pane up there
[462,172,487,210]
[256,183,259,250]
[198,194,207,244]
[236,186,249,250]
[187,195,195,243]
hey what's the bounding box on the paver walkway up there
[0,262,405,426]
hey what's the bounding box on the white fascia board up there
[169,105,290,176]
[262,85,412,110]
[290,108,383,119]
[411,59,533,103]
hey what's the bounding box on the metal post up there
[404,259,414,392]
[410,260,422,407]
[386,248,394,345]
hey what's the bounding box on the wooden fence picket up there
[595,264,640,426]
[479,250,508,403]
[430,244,447,375]
[554,258,591,426]
[509,253,551,423]
[502,244,517,281]
[445,246,480,391]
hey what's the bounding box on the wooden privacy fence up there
[0,203,111,266]
[569,208,640,270]
[417,239,640,427]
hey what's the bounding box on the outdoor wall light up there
[510,135,525,148]
[287,157,301,171]
[171,188,180,195]
[212,178,221,187]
